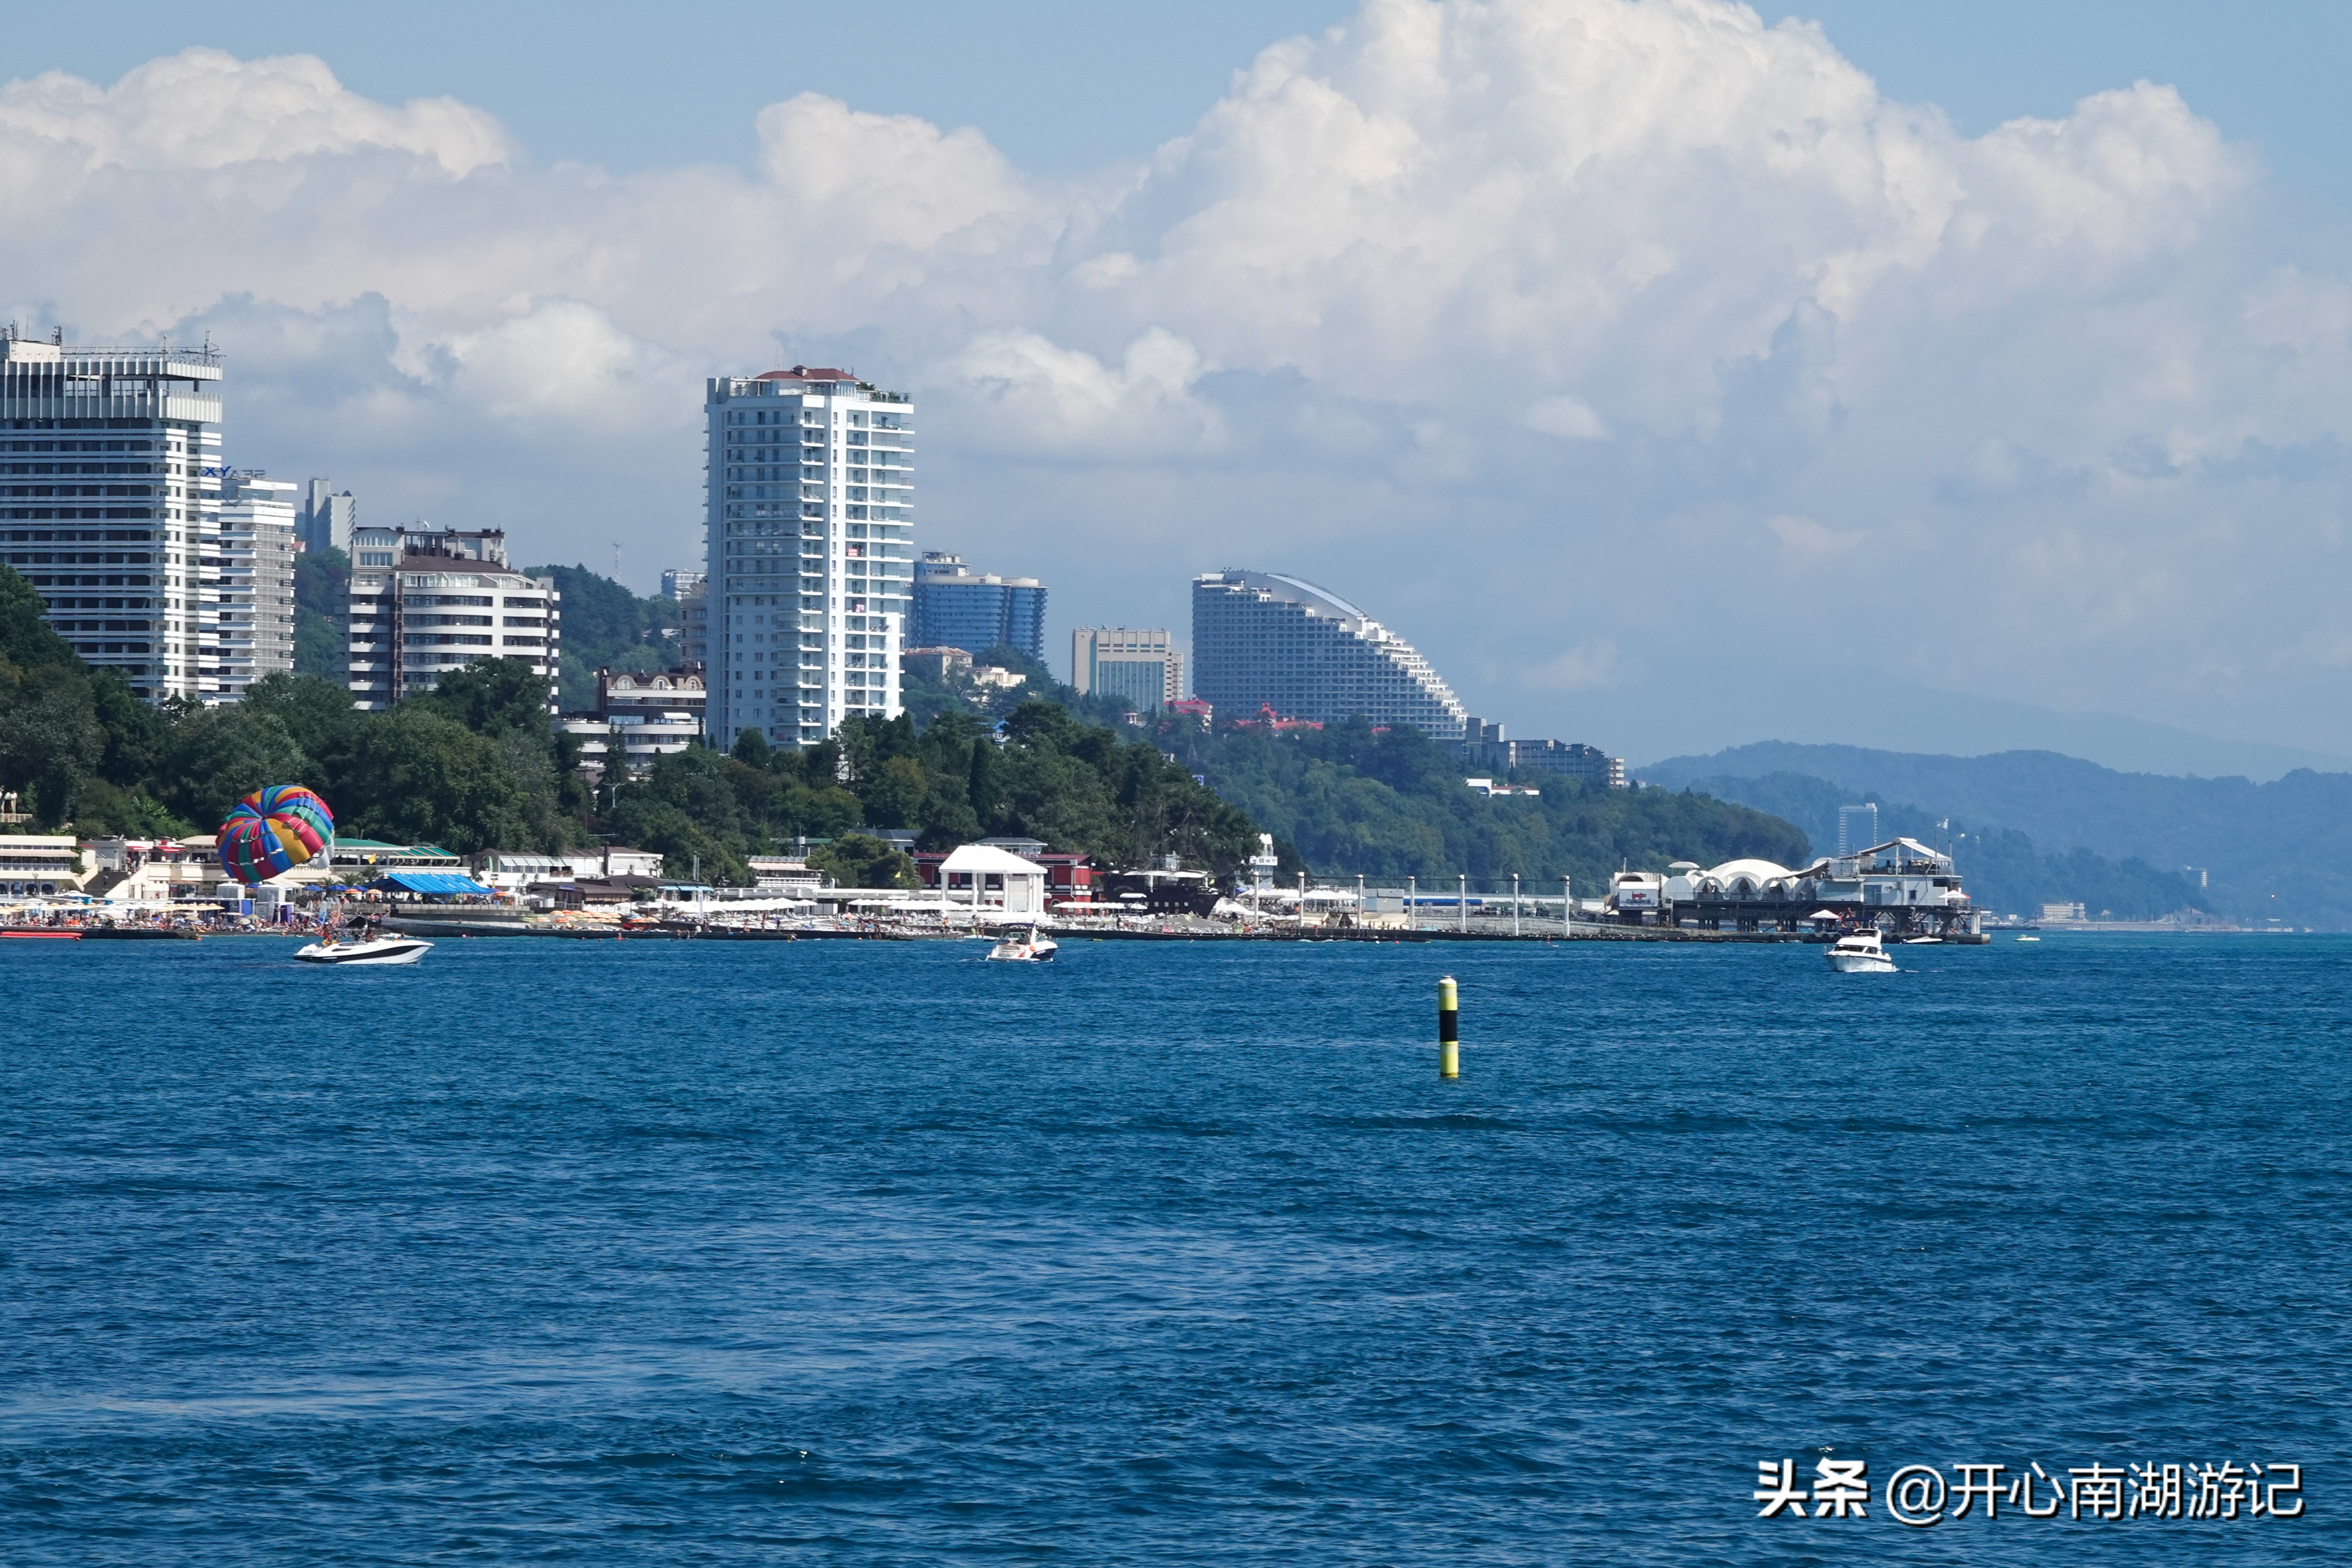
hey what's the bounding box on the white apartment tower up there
[0,331,222,701]
[705,366,914,748]
[209,472,298,703]
[345,526,560,711]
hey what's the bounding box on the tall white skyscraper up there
[704,367,914,749]
[209,472,298,704]
[1,331,221,701]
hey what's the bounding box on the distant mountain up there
[1675,770,2207,922]
[1643,743,2352,928]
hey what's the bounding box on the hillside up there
[1644,743,2352,927]
[1159,716,1807,892]
[1677,770,2206,921]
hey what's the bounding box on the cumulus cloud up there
[6,1,2352,757]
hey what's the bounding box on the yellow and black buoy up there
[1438,974,1459,1078]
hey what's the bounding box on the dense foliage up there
[522,563,683,710]
[0,562,590,851]
[1681,770,2209,920]
[292,546,349,680]
[899,640,1137,731]
[1142,713,1809,892]
[622,702,1264,887]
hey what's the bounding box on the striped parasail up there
[217,785,336,886]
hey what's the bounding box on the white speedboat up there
[295,933,433,965]
[985,929,1057,963]
[1824,929,1896,973]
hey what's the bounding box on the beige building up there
[0,834,82,899]
[1070,627,1182,710]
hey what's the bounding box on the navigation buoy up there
[1438,974,1459,1079]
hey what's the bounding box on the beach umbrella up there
[217,785,336,886]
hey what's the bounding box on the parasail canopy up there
[218,785,335,886]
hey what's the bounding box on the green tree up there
[417,657,554,737]
[807,831,918,889]
[732,727,773,767]
[293,546,349,680]
[339,706,534,853]
[154,702,312,831]
[0,667,102,826]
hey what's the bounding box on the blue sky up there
[8,1,2352,773]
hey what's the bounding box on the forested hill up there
[1644,742,2352,927]
[1155,716,1807,892]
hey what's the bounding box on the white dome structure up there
[1699,858,1797,899]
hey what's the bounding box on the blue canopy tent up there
[368,872,495,897]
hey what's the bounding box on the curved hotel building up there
[1191,570,1467,740]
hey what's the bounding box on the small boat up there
[1824,929,1896,973]
[0,928,79,940]
[1903,937,1943,945]
[295,933,433,965]
[2015,935,2040,943]
[985,928,1058,963]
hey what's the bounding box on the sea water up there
[2,934,2345,1564]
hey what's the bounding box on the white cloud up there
[1764,514,1870,558]
[0,48,508,175]
[6,4,2352,755]
[1524,395,1609,441]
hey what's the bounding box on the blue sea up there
[2,933,2345,1564]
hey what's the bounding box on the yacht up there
[985,928,1058,963]
[295,931,433,966]
[1824,929,1896,973]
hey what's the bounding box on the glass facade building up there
[912,553,1046,661]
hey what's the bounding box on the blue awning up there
[373,872,495,896]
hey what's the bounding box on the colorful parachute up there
[217,785,335,886]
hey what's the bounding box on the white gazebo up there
[939,842,1050,920]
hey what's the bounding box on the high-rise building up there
[912,552,1046,661]
[705,367,914,749]
[345,525,560,711]
[1192,570,1467,740]
[1836,803,1879,856]
[667,570,710,672]
[1071,627,1181,711]
[298,478,355,555]
[208,472,298,704]
[0,331,221,701]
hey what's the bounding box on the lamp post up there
[1408,874,1416,931]
[1512,873,1521,936]
[1563,875,1572,936]
[1459,873,1468,933]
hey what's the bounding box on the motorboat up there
[1824,929,1896,973]
[295,932,433,965]
[1903,937,1943,945]
[985,928,1058,963]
